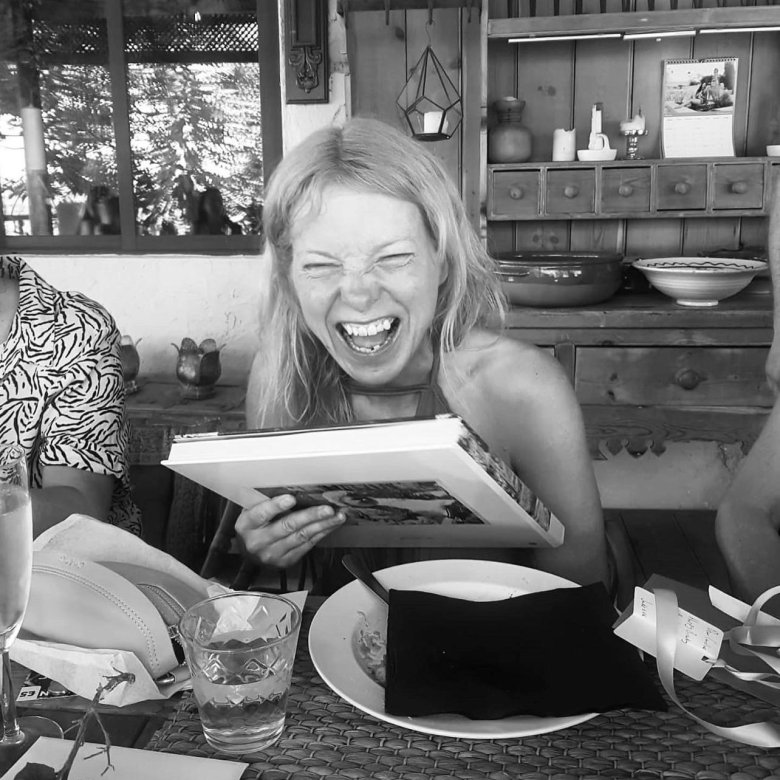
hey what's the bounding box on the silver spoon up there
[342,553,390,604]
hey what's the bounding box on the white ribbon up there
[653,586,780,748]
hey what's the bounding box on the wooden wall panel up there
[625,219,683,258]
[572,38,629,155]
[692,32,752,155]
[405,8,462,185]
[348,9,407,128]
[746,31,780,157]
[348,8,465,193]
[681,217,741,257]
[512,220,570,252]
[511,40,574,162]
[570,220,622,253]
[631,37,693,159]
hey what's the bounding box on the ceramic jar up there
[488,97,533,164]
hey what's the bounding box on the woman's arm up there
[471,338,608,587]
[32,467,115,535]
[715,401,780,603]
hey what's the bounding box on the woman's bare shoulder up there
[452,328,568,395]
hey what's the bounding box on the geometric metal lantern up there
[396,45,462,142]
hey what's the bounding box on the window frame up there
[0,0,281,255]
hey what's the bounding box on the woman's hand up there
[235,494,346,569]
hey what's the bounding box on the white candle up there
[591,104,602,135]
[423,110,447,135]
[635,110,645,133]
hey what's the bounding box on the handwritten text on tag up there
[613,587,723,681]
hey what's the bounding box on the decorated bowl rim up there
[633,257,767,273]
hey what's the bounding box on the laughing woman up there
[232,117,609,591]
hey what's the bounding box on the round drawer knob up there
[509,186,524,200]
[730,181,749,194]
[675,368,703,390]
[563,184,579,199]
[674,182,691,195]
[618,184,634,197]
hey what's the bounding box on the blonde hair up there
[253,117,506,428]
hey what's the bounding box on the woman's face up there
[289,185,447,386]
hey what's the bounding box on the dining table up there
[5,596,780,780]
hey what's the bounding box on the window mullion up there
[105,0,136,250]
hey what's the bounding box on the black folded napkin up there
[385,582,666,719]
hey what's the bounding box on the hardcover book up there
[162,414,564,548]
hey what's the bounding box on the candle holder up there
[172,337,223,400]
[620,128,648,160]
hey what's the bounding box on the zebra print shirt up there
[0,256,141,535]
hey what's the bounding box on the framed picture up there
[662,58,738,158]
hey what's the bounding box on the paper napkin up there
[385,582,666,719]
[0,737,247,780]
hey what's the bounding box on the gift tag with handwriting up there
[613,587,723,680]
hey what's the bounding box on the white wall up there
[26,254,268,384]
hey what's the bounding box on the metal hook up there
[465,0,474,23]
[427,0,434,27]
[385,0,391,26]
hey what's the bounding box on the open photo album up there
[162,414,564,548]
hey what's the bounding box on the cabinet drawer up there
[713,163,764,210]
[546,169,595,214]
[490,171,540,218]
[574,346,772,406]
[601,167,651,213]
[656,165,707,211]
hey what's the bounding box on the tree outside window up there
[0,0,279,252]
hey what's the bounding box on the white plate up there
[308,559,598,739]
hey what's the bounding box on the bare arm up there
[32,466,115,536]
[715,402,780,603]
[474,341,609,588]
[766,166,780,395]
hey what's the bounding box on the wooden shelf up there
[488,7,780,40]
[488,158,777,221]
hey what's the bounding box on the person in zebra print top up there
[0,255,140,536]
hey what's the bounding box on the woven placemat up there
[145,610,780,780]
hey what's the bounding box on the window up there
[0,0,280,253]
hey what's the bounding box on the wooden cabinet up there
[487,159,776,220]
[482,4,780,257]
[505,293,774,467]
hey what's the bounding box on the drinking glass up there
[178,592,302,754]
[0,444,63,755]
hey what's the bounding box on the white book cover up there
[162,414,564,548]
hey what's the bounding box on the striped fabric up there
[0,255,141,535]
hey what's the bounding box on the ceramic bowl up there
[632,257,768,307]
[495,251,624,307]
[576,148,618,162]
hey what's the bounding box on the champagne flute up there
[0,444,62,757]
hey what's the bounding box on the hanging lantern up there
[396,45,462,142]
